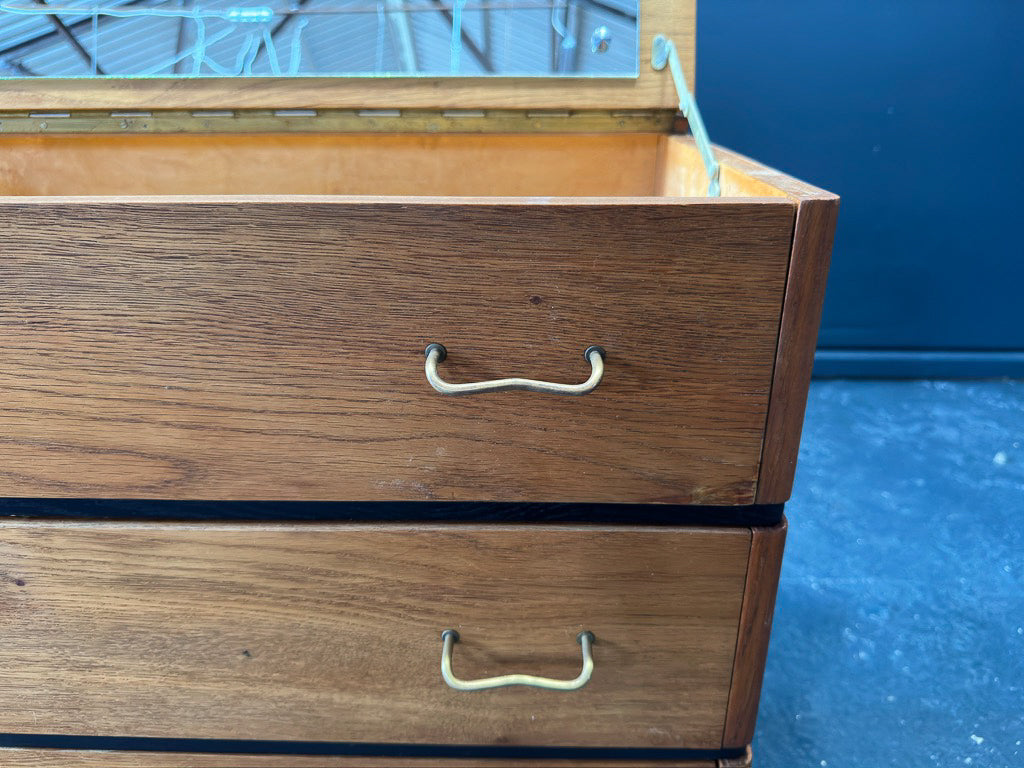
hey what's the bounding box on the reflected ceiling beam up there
[429,0,493,72]
[481,1,491,66]
[251,0,312,67]
[31,0,106,74]
[580,0,636,22]
[0,0,147,60]
[0,57,39,75]
[385,0,418,73]
[552,0,580,73]
[172,0,190,74]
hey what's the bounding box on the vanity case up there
[0,0,836,765]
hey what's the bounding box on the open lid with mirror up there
[0,0,738,200]
[0,0,692,115]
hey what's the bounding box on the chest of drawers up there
[0,1,836,764]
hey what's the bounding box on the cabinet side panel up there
[722,517,787,748]
[756,196,839,503]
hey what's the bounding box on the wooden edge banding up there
[700,142,833,201]
[0,750,717,767]
[755,194,840,504]
[722,517,788,749]
[0,194,797,207]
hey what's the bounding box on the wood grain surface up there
[683,141,834,202]
[0,198,794,502]
[654,138,788,199]
[0,1,692,112]
[658,138,839,505]
[722,519,787,748]
[756,196,839,504]
[0,522,750,748]
[0,134,665,197]
[0,749,717,767]
[0,134,808,200]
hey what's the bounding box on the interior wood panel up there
[0,134,664,197]
[0,198,794,503]
[0,134,796,199]
[654,137,789,199]
[0,522,750,748]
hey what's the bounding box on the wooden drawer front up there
[0,522,750,749]
[0,199,794,504]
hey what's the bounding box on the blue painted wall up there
[698,1,1024,375]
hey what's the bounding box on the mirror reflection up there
[0,0,637,78]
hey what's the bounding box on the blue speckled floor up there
[754,380,1024,768]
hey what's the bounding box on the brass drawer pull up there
[424,344,605,396]
[440,629,595,692]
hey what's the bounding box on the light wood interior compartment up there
[656,136,790,198]
[0,133,790,198]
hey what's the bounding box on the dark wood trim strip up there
[0,499,784,527]
[0,736,746,763]
[722,517,788,748]
[756,195,840,504]
[0,748,718,767]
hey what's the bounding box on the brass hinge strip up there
[0,108,675,134]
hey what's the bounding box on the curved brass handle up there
[424,344,605,396]
[440,629,595,692]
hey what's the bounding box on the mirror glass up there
[0,0,637,78]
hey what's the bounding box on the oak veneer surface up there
[0,523,750,748]
[0,199,794,502]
